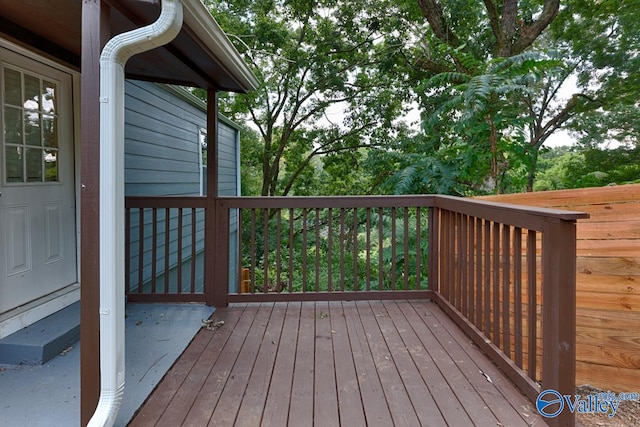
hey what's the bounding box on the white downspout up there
[88,1,183,426]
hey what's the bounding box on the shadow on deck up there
[130,300,542,426]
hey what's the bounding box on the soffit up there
[0,0,257,92]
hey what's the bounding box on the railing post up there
[211,199,230,307]
[542,219,577,427]
[204,88,228,306]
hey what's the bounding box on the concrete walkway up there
[0,303,214,427]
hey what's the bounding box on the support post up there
[80,1,109,425]
[541,219,577,427]
[204,89,227,306]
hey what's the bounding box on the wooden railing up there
[125,197,207,303]
[429,196,588,427]
[223,196,434,302]
[124,194,587,427]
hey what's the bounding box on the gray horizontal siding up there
[217,121,239,198]
[125,81,204,197]
[217,121,240,287]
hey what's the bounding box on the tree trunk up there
[488,113,500,194]
[526,146,540,192]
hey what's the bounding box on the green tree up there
[552,0,640,150]
[238,124,263,196]
[378,0,566,194]
[534,145,640,190]
[206,0,411,196]
[403,0,639,193]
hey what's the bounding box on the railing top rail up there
[217,195,437,209]
[125,196,207,209]
[124,194,590,231]
[433,195,589,231]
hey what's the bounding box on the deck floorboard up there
[129,300,542,426]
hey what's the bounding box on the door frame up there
[0,38,81,339]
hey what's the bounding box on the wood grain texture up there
[130,301,541,426]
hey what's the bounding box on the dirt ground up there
[575,385,640,427]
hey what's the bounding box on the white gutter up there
[88,1,183,426]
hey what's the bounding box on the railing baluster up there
[514,227,523,368]
[475,218,483,328]
[403,207,409,291]
[152,208,158,294]
[415,207,421,290]
[289,208,294,293]
[263,208,269,293]
[440,210,448,299]
[449,211,456,301]
[468,215,475,325]
[276,209,282,293]
[353,208,358,291]
[238,208,244,293]
[340,208,345,292]
[502,224,511,357]
[484,220,491,337]
[492,221,501,347]
[302,208,308,292]
[125,208,131,294]
[378,207,384,290]
[250,209,256,293]
[391,207,396,291]
[366,208,371,291]
[527,230,537,381]
[327,208,333,292]
[316,208,320,292]
[177,208,183,293]
[138,208,145,294]
[190,208,196,294]
[427,207,438,293]
[449,212,455,305]
[164,208,170,294]
[460,213,468,315]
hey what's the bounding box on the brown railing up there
[124,194,587,427]
[125,197,207,303]
[429,196,588,427]
[223,196,434,302]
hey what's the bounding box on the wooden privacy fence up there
[480,184,640,393]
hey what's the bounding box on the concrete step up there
[0,302,80,365]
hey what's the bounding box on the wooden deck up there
[129,300,543,426]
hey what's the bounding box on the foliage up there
[238,124,263,196]
[200,0,640,198]
[241,206,429,293]
[205,0,412,196]
[534,145,640,190]
[542,1,639,150]
[402,0,640,194]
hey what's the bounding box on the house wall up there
[124,81,240,293]
[217,117,241,292]
[479,184,640,392]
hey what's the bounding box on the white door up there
[0,47,77,315]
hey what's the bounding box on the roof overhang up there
[0,0,258,93]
